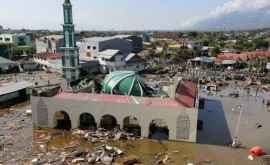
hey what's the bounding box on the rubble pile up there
[30,144,129,165]
[72,128,140,143]
[0,108,33,164]
[153,151,180,165]
[28,129,143,165]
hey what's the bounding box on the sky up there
[0,0,268,31]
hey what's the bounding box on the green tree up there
[211,47,221,57]
[253,38,269,50]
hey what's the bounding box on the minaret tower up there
[62,0,80,85]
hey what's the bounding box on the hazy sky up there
[0,0,267,30]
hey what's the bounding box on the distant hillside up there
[192,6,270,31]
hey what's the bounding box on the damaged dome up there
[102,71,145,97]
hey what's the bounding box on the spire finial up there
[64,0,71,4]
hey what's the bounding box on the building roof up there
[0,56,17,65]
[33,53,62,60]
[82,35,132,43]
[0,81,32,96]
[175,81,197,108]
[125,53,136,62]
[217,51,270,62]
[98,49,121,60]
[83,37,115,42]
[54,92,190,108]
[37,35,63,41]
[113,34,131,39]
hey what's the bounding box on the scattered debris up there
[72,128,139,144]
[120,155,141,165]
[25,109,32,115]
[248,155,254,161]
[250,146,265,157]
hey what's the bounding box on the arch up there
[149,119,169,140]
[100,114,118,130]
[54,111,72,130]
[123,116,141,136]
[176,114,190,139]
[79,113,97,130]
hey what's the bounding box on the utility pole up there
[232,104,243,148]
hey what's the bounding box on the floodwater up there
[38,129,260,165]
[199,85,270,153]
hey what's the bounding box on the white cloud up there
[210,0,270,17]
[181,0,270,29]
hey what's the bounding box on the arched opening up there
[100,115,118,130]
[79,113,97,130]
[54,111,71,130]
[123,116,141,136]
[176,114,190,140]
[149,119,169,140]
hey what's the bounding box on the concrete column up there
[141,126,149,138]
[168,124,177,141]
[70,111,79,129]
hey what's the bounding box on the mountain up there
[191,6,270,31]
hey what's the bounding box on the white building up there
[79,35,143,61]
[78,35,144,73]
[79,36,133,61]
[187,41,201,50]
[97,49,145,73]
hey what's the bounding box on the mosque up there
[31,0,199,142]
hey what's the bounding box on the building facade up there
[35,35,64,54]
[32,92,198,142]
[31,80,198,142]
[0,33,31,46]
[79,35,145,73]
[79,36,133,60]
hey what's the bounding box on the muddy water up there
[38,129,260,165]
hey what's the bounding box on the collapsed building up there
[31,72,198,142]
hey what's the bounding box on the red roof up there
[175,81,197,108]
[34,53,62,60]
[216,51,270,62]
[54,92,195,108]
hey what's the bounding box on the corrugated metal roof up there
[83,37,115,42]
[82,35,131,42]
[98,49,120,59]
[0,81,32,96]
[125,53,136,62]
[0,57,17,65]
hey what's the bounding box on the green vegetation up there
[211,47,221,57]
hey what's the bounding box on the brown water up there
[35,129,260,165]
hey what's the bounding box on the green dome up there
[102,71,145,97]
